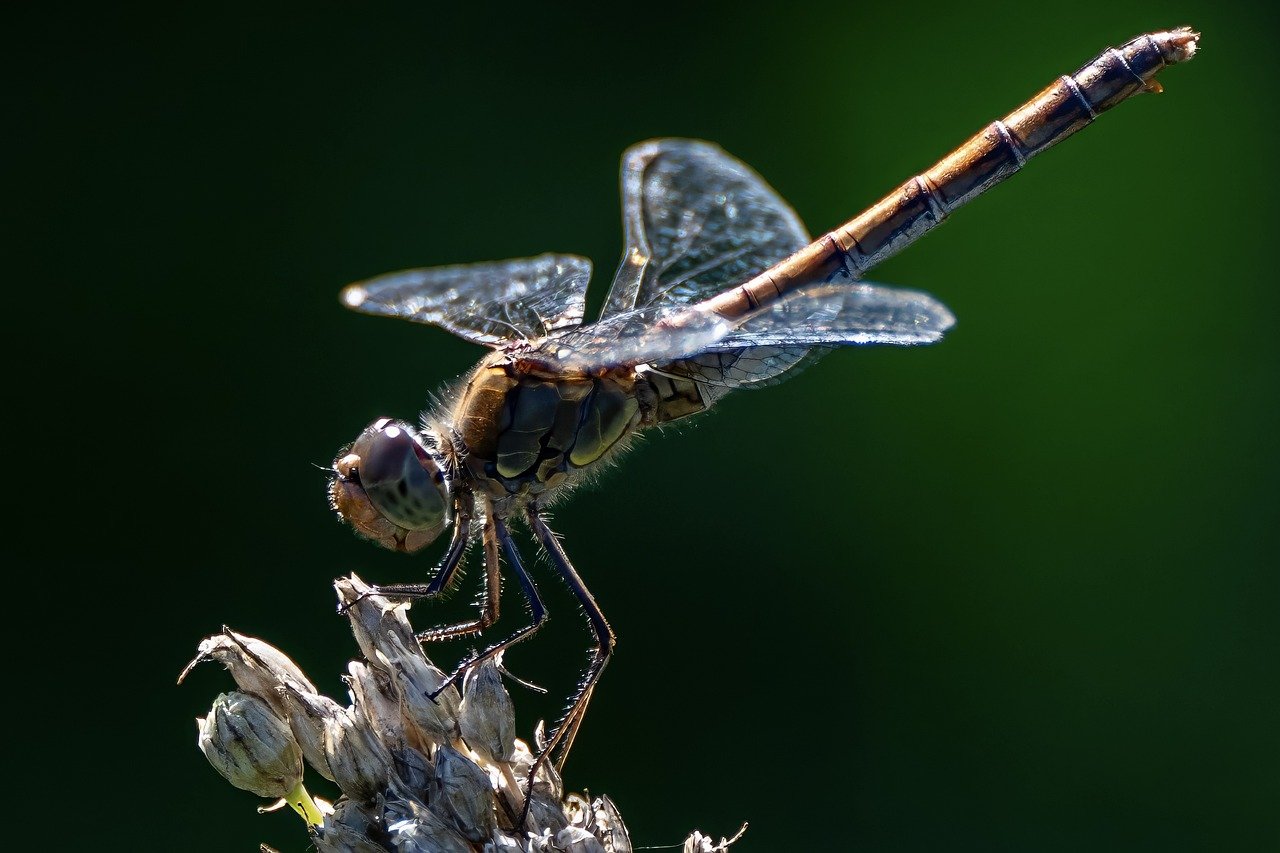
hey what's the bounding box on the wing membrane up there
[534,282,954,382]
[340,253,591,346]
[602,139,810,316]
[533,304,734,373]
[707,283,956,350]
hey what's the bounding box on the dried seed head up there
[346,661,410,752]
[460,658,517,764]
[555,825,607,853]
[189,575,731,850]
[681,825,749,853]
[335,575,419,668]
[486,832,524,851]
[181,628,316,713]
[277,681,344,782]
[323,704,395,804]
[589,796,631,853]
[197,691,303,799]
[564,794,631,853]
[381,633,461,743]
[389,745,436,793]
[524,784,571,836]
[311,798,385,853]
[432,743,497,842]
[309,826,388,853]
[311,800,389,853]
[384,797,473,853]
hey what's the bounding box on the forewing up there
[601,139,810,317]
[340,253,591,347]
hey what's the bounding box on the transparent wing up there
[654,347,828,393]
[601,139,810,317]
[707,282,956,350]
[340,253,591,347]
[531,282,954,381]
[529,304,735,374]
[658,282,955,388]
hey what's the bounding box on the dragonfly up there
[329,28,1198,789]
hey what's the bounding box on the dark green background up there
[15,2,1276,850]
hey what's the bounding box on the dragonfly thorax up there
[451,355,643,504]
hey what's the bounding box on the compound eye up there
[350,420,447,530]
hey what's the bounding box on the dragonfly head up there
[329,418,451,553]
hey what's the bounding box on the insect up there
[329,28,1197,783]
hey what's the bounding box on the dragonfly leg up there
[414,510,501,644]
[345,513,472,608]
[525,509,615,772]
[431,514,548,698]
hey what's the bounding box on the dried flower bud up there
[564,794,630,853]
[525,785,570,836]
[278,681,345,782]
[347,661,410,752]
[311,803,390,853]
[313,798,384,853]
[486,832,524,851]
[197,691,303,799]
[381,634,461,743]
[335,575,419,669]
[384,797,473,853]
[310,828,388,853]
[431,743,497,842]
[589,796,631,853]
[555,826,607,853]
[681,825,748,853]
[324,705,395,803]
[460,658,516,764]
[389,745,436,793]
[180,628,315,714]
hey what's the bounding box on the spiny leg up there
[349,512,471,604]
[548,683,596,774]
[415,509,501,644]
[431,513,549,697]
[337,512,473,620]
[525,508,615,772]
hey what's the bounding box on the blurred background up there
[12,1,1276,850]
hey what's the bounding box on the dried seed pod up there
[335,575,420,669]
[432,743,497,842]
[324,705,395,804]
[181,628,316,712]
[590,796,631,853]
[389,745,435,795]
[278,681,345,782]
[383,797,473,853]
[310,828,389,853]
[524,785,571,836]
[681,825,748,853]
[555,826,607,853]
[347,661,410,752]
[197,691,303,799]
[486,832,524,851]
[381,634,461,743]
[459,658,516,764]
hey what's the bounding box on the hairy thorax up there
[447,352,648,509]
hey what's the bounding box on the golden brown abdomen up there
[454,359,642,499]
